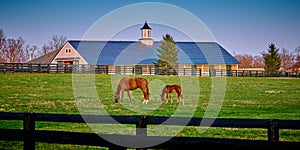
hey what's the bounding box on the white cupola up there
[139,21,153,46]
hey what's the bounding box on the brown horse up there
[160,85,184,105]
[115,77,150,104]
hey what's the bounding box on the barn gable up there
[52,42,87,65]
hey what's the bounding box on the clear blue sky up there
[0,0,299,56]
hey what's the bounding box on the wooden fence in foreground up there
[0,112,300,150]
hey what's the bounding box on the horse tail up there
[146,79,150,100]
[179,86,183,98]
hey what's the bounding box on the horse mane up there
[134,77,150,98]
[115,84,121,95]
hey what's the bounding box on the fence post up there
[47,64,50,73]
[64,65,68,73]
[136,115,147,136]
[37,64,40,73]
[106,65,109,74]
[3,63,6,74]
[268,119,279,142]
[82,65,85,73]
[23,112,36,150]
[199,69,202,76]
[29,64,32,73]
[136,115,148,150]
[56,64,59,73]
[21,63,24,72]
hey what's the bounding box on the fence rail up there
[1,63,300,77]
[0,112,300,149]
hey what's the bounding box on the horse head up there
[114,92,120,103]
[160,94,165,102]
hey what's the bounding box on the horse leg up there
[176,92,180,104]
[127,91,132,103]
[165,93,169,104]
[142,88,149,104]
[121,90,124,103]
[178,93,184,105]
[160,94,164,103]
[162,93,166,104]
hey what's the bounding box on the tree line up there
[0,29,66,63]
[234,44,300,72]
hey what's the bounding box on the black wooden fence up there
[1,63,300,77]
[0,112,300,149]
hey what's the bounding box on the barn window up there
[65,49,71,53]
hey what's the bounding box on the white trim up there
[51,42,88,64]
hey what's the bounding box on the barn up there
[28,21,240,76]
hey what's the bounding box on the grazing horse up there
[115,77,150,104]
[160,85,184,105]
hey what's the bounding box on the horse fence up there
[1,63,300,77]
[0,112,300,149]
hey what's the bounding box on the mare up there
[115,77,150,104]
[160,85,184,105]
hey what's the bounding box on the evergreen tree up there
[262,43,281,71]
[154,34,179,75]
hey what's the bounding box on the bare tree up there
[0,29,6,63]
[24,44,38,62]
[49,35,66,52]
[234,53,265,69]
[295,46,300,62]
[288,46,300,72]
[0,29,68,63]
[234,54,254,68]
[234,54,244,68]
[39,44,51,56]
[253,55,264,68]
[5,37,25,63]
[281,48,289,71]
[280,48,296,72]
[38,34,67,56]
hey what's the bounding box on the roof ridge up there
[27,49,60,64]
[68,40,218,44]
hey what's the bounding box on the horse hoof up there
[142,100,148,104]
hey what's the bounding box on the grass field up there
[0,73,300,149]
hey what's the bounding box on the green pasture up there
[0,73,300,149]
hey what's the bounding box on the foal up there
[160,85,184,105]
[115,77,150,104]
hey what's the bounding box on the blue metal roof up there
[69,40,240,65]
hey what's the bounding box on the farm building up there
[28,21,240,76]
